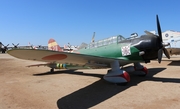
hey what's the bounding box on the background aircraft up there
[17,42,48,50]
[48,39,63,51]
[0,42,2,53]
[7,15,170,84]
[0,42,20,53]
[0,43,9,53]
[12,43,19,48]
[164,36,180,55]
[48,38,79,52]
[63,43,78,52]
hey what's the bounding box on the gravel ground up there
[0,54,180,109]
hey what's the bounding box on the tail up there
[48,39,62,51]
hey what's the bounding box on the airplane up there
[12,43,19,49]
[161,30,180,55]
[0,42,47,51]
[27,42,48,50]
[0,42,2,53]
[0,43,9,53]
[63,32,95,52]
[164,37,180,55]
[63,43,78,52]
[48,38,79,52]
[0,43,19,53]
[7,15,170,84]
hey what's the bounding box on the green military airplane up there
[7,15,170,84]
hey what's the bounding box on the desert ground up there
[0,54,180,109]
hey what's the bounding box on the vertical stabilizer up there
[48,39,62,51]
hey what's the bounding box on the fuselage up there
[77,35,160,64]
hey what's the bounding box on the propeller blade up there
[156,15,162,43]
[163,48,170,59]
[158,49,163,63]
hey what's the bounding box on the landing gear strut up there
[103,60,130,84]
[134,62,148,76]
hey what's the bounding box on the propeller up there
[38,45,41,48]
[156,15,170,63]
[12,43,19,48]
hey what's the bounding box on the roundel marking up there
[165,33,169,37]
[42,54,67,60]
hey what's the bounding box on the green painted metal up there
[77,35,143,61]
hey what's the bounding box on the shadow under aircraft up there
[33,67,180,109]
[55,68,180,109]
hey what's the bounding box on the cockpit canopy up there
[86,35,126,49]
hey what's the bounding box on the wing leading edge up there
[7,49,141,67]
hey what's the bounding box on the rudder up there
[48,39,62,51]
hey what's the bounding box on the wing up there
[7,49,137,67]
[27,63,49,67]
[166,48,180,55]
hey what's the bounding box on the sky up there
[0,0,180,47]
